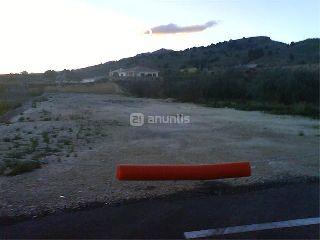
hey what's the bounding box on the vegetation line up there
[118,67,319,118]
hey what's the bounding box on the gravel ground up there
[0,93,319,219]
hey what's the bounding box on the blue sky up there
[96,0,319,42]
[0,0,319,73]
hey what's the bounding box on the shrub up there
[4,159,41,176]
[30,138,39,152]
[42,131,50,144]
[63,139,72,145]
[31,101,37,108]
[0,101,10,116]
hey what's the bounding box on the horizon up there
[0,0,319,74]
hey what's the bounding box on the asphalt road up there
[1,182,319,239]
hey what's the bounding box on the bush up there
[30,138,39,152]
[42,132,50,144]
[248,48,264,61]
[117,78,164,98]
[0,101,10,116]
[2,159,41,176]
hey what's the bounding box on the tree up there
[248,48,264,61]
[44,70,57,79]
[289,53,295,62]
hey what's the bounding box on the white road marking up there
[184,217,320,239]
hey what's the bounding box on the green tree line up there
[118,67,319,117]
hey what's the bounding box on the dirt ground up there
[0,93,319,218]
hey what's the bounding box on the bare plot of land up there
[0,93,319,218]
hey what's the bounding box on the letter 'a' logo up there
[130,113,144,126]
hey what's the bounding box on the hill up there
[73,36,319,79]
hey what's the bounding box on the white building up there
[109,66,159,77]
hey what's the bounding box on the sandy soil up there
[0,93,319,218]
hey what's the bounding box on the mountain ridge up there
[72,36,319,79]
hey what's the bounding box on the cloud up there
[145,21,218,35]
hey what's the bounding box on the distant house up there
[109,66,159,77]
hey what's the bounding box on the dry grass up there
[44,82,121,94]
[0,81,121,118]
[0,82,44,116]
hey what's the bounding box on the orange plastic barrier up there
[116,162,251,181]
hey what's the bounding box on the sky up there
[0,0,319,74]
